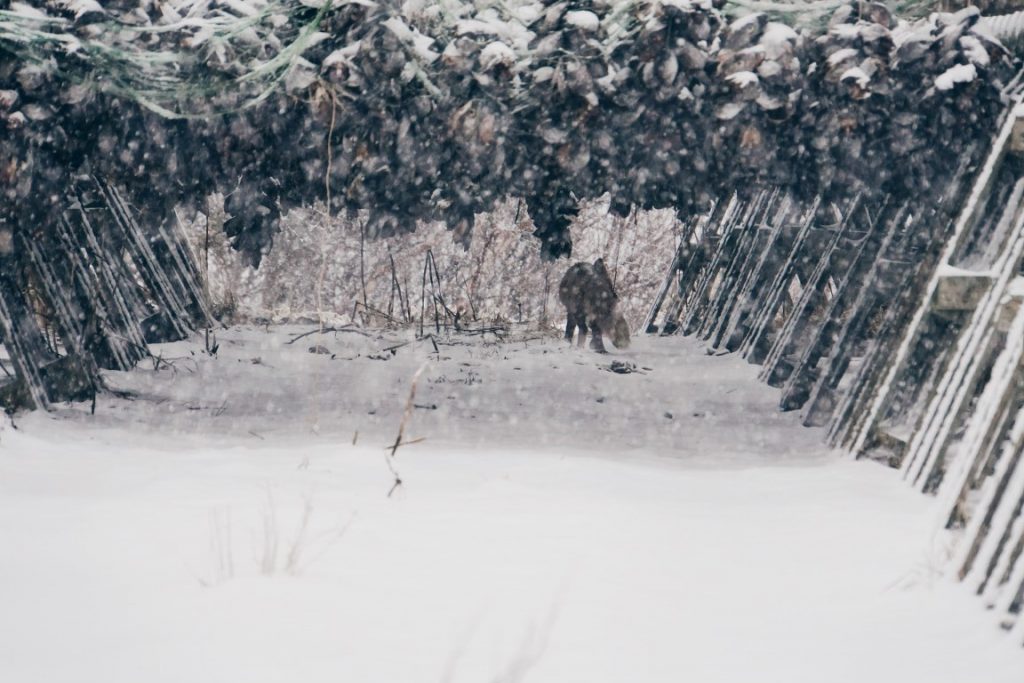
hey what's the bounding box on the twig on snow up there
[381,339,414,354]
[285,324,369,345]
[386,361,429,497]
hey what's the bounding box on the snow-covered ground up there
[0,328,1021,682]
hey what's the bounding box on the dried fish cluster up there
[1,0,1017,262]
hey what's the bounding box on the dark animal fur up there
[558,258,630,353]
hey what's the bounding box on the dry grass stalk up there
[386,361,429,497]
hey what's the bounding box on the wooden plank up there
[800,200,907,427]
[849,101,1024,458]
[720,192,796,351]
[761,195,861,392]
[706,190,782,349]
[680,195,745,335]
[934,273,995,311]
[742,197,822,365]
[0,260,49,411]
[902,184,1024,491]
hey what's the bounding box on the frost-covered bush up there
[185,197,683,331]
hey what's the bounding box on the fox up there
[558,258,631,353]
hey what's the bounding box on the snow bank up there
[1,407,1021,682]
[0,332,1021,681]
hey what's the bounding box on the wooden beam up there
[1009,115,1024,154]
[933,272,995,311]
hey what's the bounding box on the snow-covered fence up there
[649,90,1024,639]
[851,98,1024,640]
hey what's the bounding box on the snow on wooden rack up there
[645,85,1024,643]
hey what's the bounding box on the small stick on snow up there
[285,325,368,345]
[386,362,429,497]
[381,340,414,354]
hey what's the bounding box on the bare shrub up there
[182,197,683,332]
[198,492,350,586]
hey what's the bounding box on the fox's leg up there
[590,328,607,353]
[577,317,588,348]
[564,312,576,342]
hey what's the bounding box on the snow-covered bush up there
[184,197,683,331]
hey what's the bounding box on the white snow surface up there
[0,329,1022,682]
[564,10,600,32]
[322,40,361,68]
[960,34,991,67]
[716,100,746,119]
[935,62,978,91]
[1006,275,1024,299]
[479,41,516,70]
[382,16,440,64]
[55,0,104,19]
[830,23,863,40]
[454,9,535,53]
[726,70,759,88]
[840,66,870,88]
[759,21,799,59]
[727,12,764,36]
[827,47,860,68]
